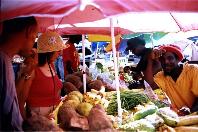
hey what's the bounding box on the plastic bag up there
[144,80,158,100]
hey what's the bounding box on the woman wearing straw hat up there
[24,31,66,117]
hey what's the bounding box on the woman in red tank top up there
[25,31,66,117]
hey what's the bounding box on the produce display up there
[107,91,150,115]
[23,112,63,131]
[50,87,198,131]
[46,69,198,132]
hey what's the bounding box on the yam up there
[63,82,79,94]
[88,104,113,131]
[65,75,83,89]
[177,115,198,126]
[58,103,89,130]
[23,112,62,131]
[72,72,83,79]
[73,72,92,84]
[88,80,103,91]
[174,126,198,132]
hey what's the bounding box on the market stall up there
[1,0,198,131]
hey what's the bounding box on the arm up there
[143,58,159,90]
[143,50,160,90]
[16,53,37,119]
[16,71,35,119]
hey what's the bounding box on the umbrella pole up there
[95,42,99,60]
[110,18,122,125]
[150,33,154,48]
[82,34,86,93]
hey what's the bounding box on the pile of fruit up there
[52,89,198,132]
[53,91,114,131]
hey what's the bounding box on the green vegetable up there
[96,62,103,71]
[152,100,169,108]
[107,91,150,115]
[145,114,164,128]
[157,112,179,127]
[133,105,158,120]
[119,119,155,132]
[157,107,179,127]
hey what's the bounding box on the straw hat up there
[37,31,66,53]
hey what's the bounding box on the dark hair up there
[33,42,37,48]
[126,37,145,50]
[38,52,54,66]
[0,16,37,43]
[124,66,130,73]
[68,35,82,44]
[173,53,179,60]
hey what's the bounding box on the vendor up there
[24,31,66,117]
[126,37,162,76]
[62,35,81,76]
[144,44,198,112]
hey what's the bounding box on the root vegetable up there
[23,113,62,131]
[65,75,83,89]
[174,126,198,132]
[58,104,89,130]
[177,115,198,126]
[88,105,113,131]
[88,80,103,91]
[63,82,79,94]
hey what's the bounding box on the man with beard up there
[144,44,198,112]
[0,16,38,130]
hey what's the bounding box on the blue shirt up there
[0,51,23,131]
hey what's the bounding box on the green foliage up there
[107,91,150,115]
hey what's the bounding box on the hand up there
[21,49,38,75]
[178,106,191,116]
[47,113,56,123]
[150,48,166,60]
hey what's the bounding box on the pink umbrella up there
[2,0,198,21]
[1,0,198,33]
[52,12,198,35]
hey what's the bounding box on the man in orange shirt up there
[144,44,198,112]
[62,35,82,76]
